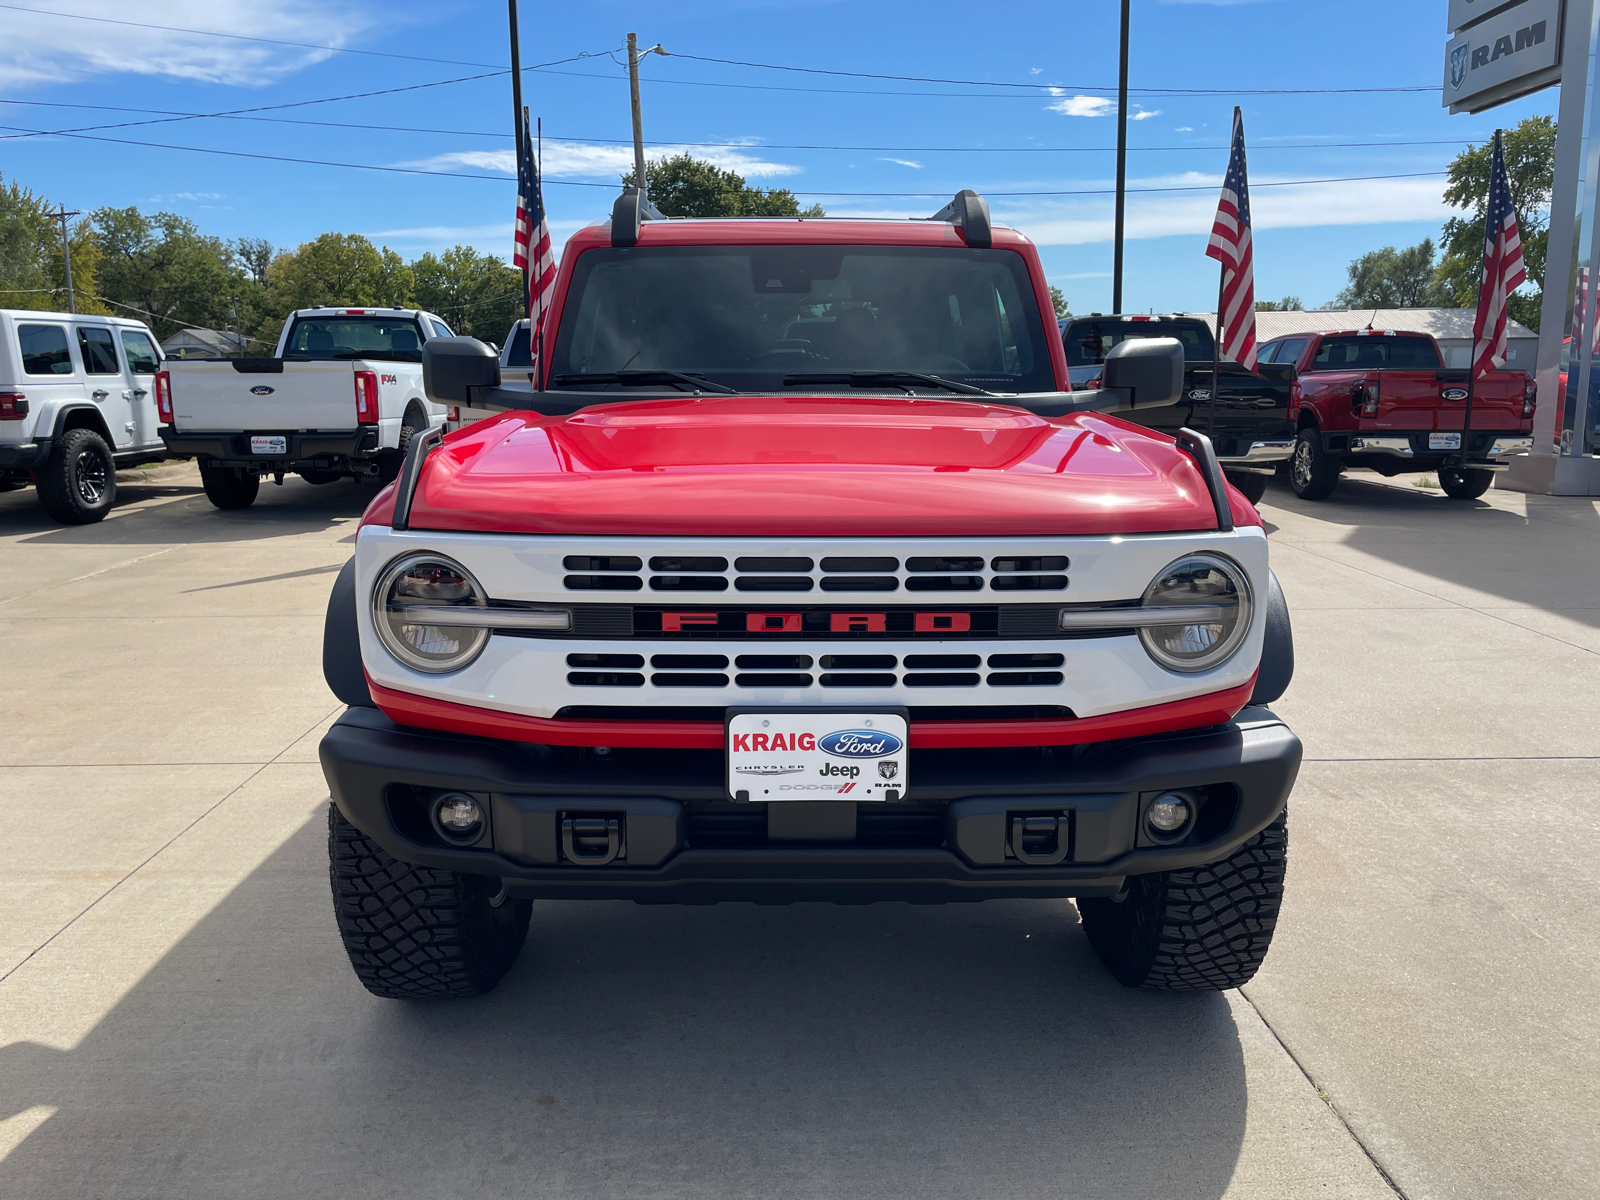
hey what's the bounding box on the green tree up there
[1048,285,1071,318]
[265,233,414,343]
[1254,295,1303,312]
[622,154,825,218]
[92,206,253,340]
[1334,240,1439,309]
[0,173,105,314]
[412,245,524,343]
[233,237,275,285]
[1433,115,1555,329]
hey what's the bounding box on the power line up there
[667,51,1438,96]
[0,101,1478,155]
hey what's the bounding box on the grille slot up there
[820,672,896,687]
[735,556,813,572]
[907,556,983,572]
[735,673,813,688]
[820,576,898,592]
[651,673,729,687]
[992,556,1068,572]
[567,653,645,668]
[568,671,645,687]
[563,555,641,572]
[904,654,980,669]
[651,575,729,591]
[565,574,643,591]
[649,556,727,572]
[820,654,897,669]
[991,575,1069,591]
[988,652,1064,668]
[904,672,981,687]
[736,654,813,669]
[651,654,728,669]
[988,671,1065,686]
[907,576,982,591]
[735,576,814,592]
[821,556,899,572]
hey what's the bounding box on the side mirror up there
[422,336,500,403]
[1257,360,1297,383]
[1101,337,1184,409]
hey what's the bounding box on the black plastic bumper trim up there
[159,427,379,466]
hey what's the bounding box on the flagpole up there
[1210,261,1226,437]
[508,0,527,322]
[535,109,545,392]
[1112,0,1130,314]
[1459,128,1501,471]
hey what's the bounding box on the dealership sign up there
[1443,0,1564,113]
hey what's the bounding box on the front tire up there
[1438,464,1493,499]
[1224,470,1268,505]
[1078,811,1287,991]
[1288,429,1340,500]
[378,411,427,485]
[36,427,116,523]
[327,805,531,999]
[198,459,259,509]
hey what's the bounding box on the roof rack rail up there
[610,186,668,247]
[928,189,991,249]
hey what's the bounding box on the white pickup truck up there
[1,308,170,524]
[159,307,451,509]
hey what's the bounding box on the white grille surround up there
[355,529,1271,722]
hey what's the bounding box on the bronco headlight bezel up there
[372,552,491,674]
[1136,552,1253,674]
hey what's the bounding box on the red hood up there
[368,397,1254,537]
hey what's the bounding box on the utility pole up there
[1112,0,1130,314]
[57,205,81,314]
[508,1,525,160]
[627,33,667,202]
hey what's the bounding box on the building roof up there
[1187,307,1536,342]
[160,328,248,354]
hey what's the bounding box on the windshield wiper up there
[783,371,997,397]
[551,370,738,394]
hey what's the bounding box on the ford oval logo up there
[250,385,275,395]
[1442,387,1468,401]
[819,729,903,758]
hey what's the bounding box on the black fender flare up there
[1249,569,1294,705]
[324,558,375,707]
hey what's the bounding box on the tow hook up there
[561,815,623,865]
[1008,814,1069,865]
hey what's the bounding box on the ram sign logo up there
[1450,43,1469,90]
[819,729,903,758]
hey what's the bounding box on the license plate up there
[250,435,287,454]
[1428,433,1460,450]
[727,710,908,802]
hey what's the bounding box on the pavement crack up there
[0,704,341,987]
[0,547,175,609]
[1238,985,1412,1200]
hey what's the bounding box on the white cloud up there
[994,171,1452,246]
[1045,86,1066,97]
[1048,95,1116,118]
[1175,126,1194,132]
[1030,68,1044,75]
[1129,110,1161,121]
[149,191,225,202]
[402,141,803,180]
[0,1,381,90]
[877,157,924,169]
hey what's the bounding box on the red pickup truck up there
[1257,328,1534,500]
[316,189,1299,1000]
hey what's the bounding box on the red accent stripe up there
[365,674,1259,750]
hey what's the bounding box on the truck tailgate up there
[168,361,357,432]
[1376,369,1525,429]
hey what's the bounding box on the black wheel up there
[1078,811,1287,991]
[198,459,260,509]
[1224,470,1268,505]
[378,411,428,485]
[1288,429,1340,500]
[327,805,531,999]
[1437,465,1493,500]
[36,427,116,524]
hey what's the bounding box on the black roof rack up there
[610,187,668,247]
[928,190,991,249]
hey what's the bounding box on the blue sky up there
[0,0,1558,314]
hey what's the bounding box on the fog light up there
[1147,793,1192,834]
[435,793,483,838]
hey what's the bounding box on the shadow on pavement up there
[0,813,1248,1200]
[0,474,379,545]
[1262,470,1600,621]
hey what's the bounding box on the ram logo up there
[1450,43,1469,90]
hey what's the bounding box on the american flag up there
[512,117,556,337]
[1206,107,1257,371]
[1472,130,1527,379]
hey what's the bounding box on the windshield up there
[283,316,424,362]
[1063,319,1215,365]
[1306,335,1441,371]
[549,244,1055,393]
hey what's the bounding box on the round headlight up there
[372,553,490,673]
[1137,553,1252,673]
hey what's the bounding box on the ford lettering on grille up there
[819,729,903,758]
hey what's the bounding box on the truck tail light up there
[154,371,173,422]
[1361,381,1380,416]
[1523,379,1537,417]
[1289,380,1302,414]
[354,371,379,423]
[0,392,27,420]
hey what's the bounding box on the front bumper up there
[1218,440,1295,474]
[159,426,381,470]
[320,705,1301,903]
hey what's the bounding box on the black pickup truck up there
[1059,315,1296,504]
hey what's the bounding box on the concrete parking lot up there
[0,465,1594,1199]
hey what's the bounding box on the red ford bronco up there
[1258,328,1535,500]
[318,189,1299,998]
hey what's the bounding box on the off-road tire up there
[328,804,532,998]
[377,411,427,486]
[1288,429,1340,501]
[1438,465,1494,500]
[1225,470,1268,506]
[36,427,116,523]
[1078,810,1287,991]
[198,459,260,509]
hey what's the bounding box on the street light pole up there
[627,33,667,203]
[1112,0,1130,314]
[57,204,81,314]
